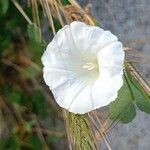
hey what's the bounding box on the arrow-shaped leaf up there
[109,75,136,123]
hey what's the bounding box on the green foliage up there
[0,34,10,55]
[27,135,42,150]
[0,136,20,150]
[6,90,22,104]
[120,103,136,123]
[133,85,150,113]
[24,121,34,132]
[20,66,38,79]
[126,68,150,114]
[27,24,46,65]
[47,135,61,144]
[0,1,27,56]
[28,24,41,44]
[53,17,62,32]
[109,76,136,123]
[61,0,70,6]
[4,86,29,105]
[0,1,64,147]
[109,67,150,123]
[0,0,9,16]
[31,90,49,117]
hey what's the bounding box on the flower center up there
[81,60,99,82]
[82,62,96,70]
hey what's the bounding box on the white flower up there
[41,21,124,114]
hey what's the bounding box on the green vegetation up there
[0,1,66,149]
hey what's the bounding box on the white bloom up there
[41,21,124,114]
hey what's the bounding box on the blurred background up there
[0,0,150,149]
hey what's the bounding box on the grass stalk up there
[63,109,98,150]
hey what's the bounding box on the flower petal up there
[91,74,123,109]
[91,41,124,108]
[51,78,93,114]
[43,67,77,89]
[98,41,124,78]
[70,21,118,54]
[68,85,93,114]
[41,25,84,70]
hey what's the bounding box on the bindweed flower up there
[41,21,124,114]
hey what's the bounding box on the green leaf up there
[32,90,49,117]
[27,24,46,64]
[126,67,150,114]
[136,99,150,113]
[0,0,9,16]
[6,91,22,104]
[120,103,136,123]
[27,24,41,43]
[27,135,42,150]
[109,77,136,123]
